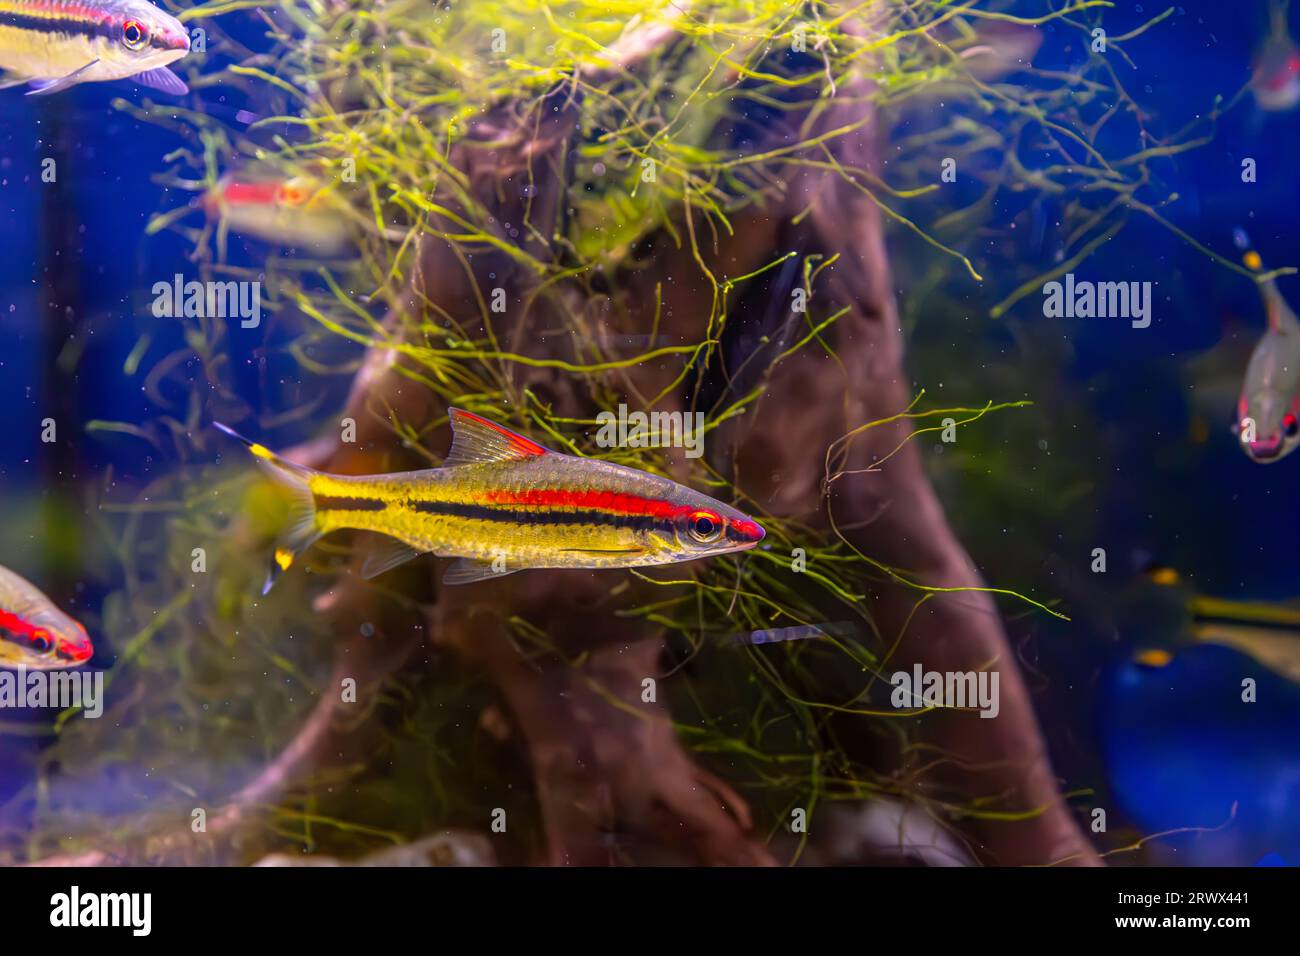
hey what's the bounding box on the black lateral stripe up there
[412,499,664,532]
[315,496,387,512]
[0,12,115,41]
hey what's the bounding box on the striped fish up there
[1233,238,1300,463]
[0,565,93,669]
[203,172,353,253]
[216,408,766,591]
[0,0,190,96]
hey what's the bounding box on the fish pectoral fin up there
[360,539,428,580]
[0,75,31,90]
[442,558,518,586]
[131,67,189,96]
[442,407,552,467]
[26,60,100,96]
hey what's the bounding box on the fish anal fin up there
[442,558,518,586]
[26,60,100,96]
[443,408,550,467]
[361,539,428,580]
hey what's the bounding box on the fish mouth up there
[148,28,191,56]
[1247,436,1285,461]
[725,518,766,548]
[58,642,93,666]
[1253,79,1300,109]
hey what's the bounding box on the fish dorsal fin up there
[443,408,550,467]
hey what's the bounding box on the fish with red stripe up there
[0,565,93,669]
[215,408,766,591]
[202,172,355,253]
[1232,232,1300,463]
[0,0,190,96]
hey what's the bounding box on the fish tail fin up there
[1271,0,1290,33]
[1234,228,1293,331]
[214,422,322,593]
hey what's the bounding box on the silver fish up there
[1237,261,1300,463]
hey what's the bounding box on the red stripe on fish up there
[481,488,693,518]
[0,607,31,636]
[222,181,284,205]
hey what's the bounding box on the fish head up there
[650,494,766,561]
[1238,385,1300,463]
[103,1,191,74]
[275,177,325,208]
[0,608,93,670]
[1251,38,1300,110]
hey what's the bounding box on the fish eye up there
[122,19,149,51]
[688,510,722,544]
[1284,414,1299,439]
[31,630,51,653]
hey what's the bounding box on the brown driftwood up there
[23,8,1096,870]
[286,29,1099,863]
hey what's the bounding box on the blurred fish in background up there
[1104,562,1300,865]
[1252,0,1300,111]
[1230,229,1300,462]
[203,170,353,254]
